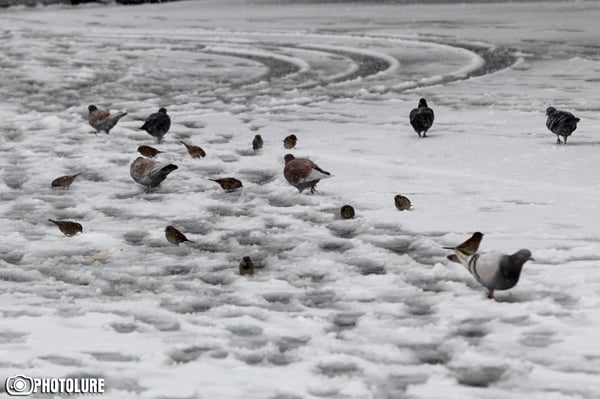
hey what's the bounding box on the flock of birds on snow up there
[46,98,582,299]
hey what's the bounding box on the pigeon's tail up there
[308,167,332,181]
[48,219,58,225]
[158,164,178,176]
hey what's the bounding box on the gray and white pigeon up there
[88,105,127,134]
[546,107,580,144]
[140,107,171,143]
[451,248,533,299]
[283,154,331,193]
[130,157,178,193]
[409,98,435,138]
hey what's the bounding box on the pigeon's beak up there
[529,256,535,262]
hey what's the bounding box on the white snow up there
[1,0,600,398]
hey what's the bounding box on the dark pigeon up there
[283,154,331,193]
[140,108,171,144]
[546,107,580,144]
[409,98,435,138]
[130,157,178,193]
[452,248,533,299]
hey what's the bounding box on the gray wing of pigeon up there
[130,157,178,188]
[96,112,127,133]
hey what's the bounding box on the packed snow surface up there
[1,0,600,398]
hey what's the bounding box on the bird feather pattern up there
[409,98,435,137]
[546,107,579,143]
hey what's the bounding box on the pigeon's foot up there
[310,186,317,194]
[89,131,98,135]
[487,290,495,300]
[417,132,422,138]
[556,137,563,145]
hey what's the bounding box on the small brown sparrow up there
[394,195,411,211]
[340,205,355,219]
[283,134,297,149]
[180,141,206,158]
[137,145,163,158]
[165,225,193,245]
[209,177,243,191]
[51,173,82,189]
[444,232,484,256]
[252,134,263,151]
[239,256,254,276]
[48,219,83,236]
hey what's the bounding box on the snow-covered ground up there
[1,0,600,398]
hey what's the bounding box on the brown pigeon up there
[209,177,243,192]
[51,173,82,190]
[283,154,331,193]
[48,219,82,236]
[88,105,127,134]
[180,141,206,158]
[165,225,193,245]
[130,157,178,193]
